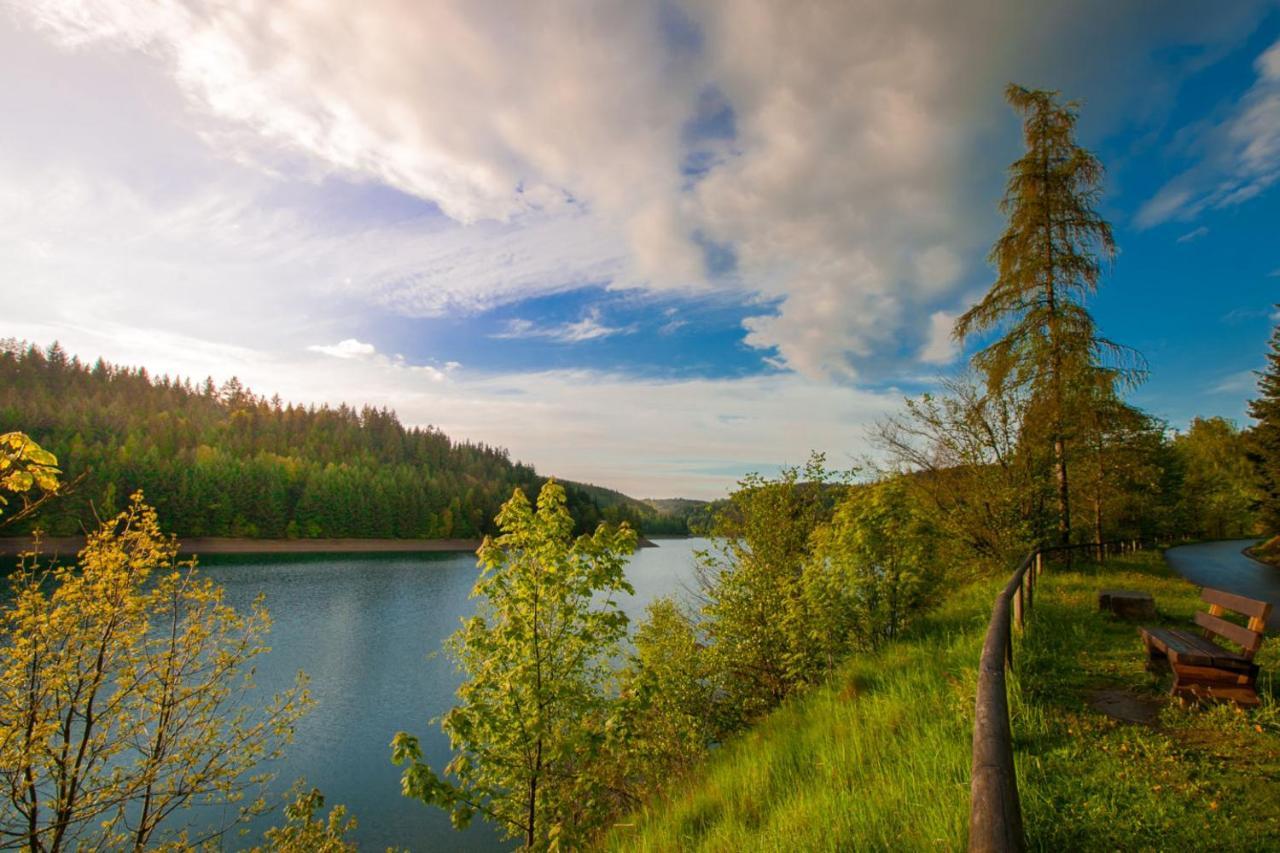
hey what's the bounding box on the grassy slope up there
[604,551,1280,851]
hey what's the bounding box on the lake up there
[194,537,708,850]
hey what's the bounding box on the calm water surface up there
[196,537,707,851]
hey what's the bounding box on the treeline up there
[0,340,688,539]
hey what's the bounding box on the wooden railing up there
[967,536,1176,852]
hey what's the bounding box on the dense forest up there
[0,340,693,539]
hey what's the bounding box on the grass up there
[602,551,1280,852]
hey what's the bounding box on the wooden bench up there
[1140,587,1272,708]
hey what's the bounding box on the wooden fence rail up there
[967,536,1176,852]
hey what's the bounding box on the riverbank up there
[1244,534,1280,570]
[0,534,660,558]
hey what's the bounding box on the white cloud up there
[492,309,635,343]
[1177,225,1210,243]
[1209,368,1259,395]
[1137,36,1280,227]
[10,0,1273,379]
[918,310,960,365]
[304,342,454,383]
[308,339,376,359]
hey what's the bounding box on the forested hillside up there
[0,340,688,538]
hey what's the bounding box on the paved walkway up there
[1164,539,1280,629]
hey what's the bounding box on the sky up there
[1,1,1278,500]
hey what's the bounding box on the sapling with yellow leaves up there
[0,492,311,850]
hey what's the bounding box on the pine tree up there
[955,84,1139,547]
[1248,308,1280,533]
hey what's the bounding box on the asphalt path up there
[1164,539,1280,629]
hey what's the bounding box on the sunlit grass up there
[603,551,1280,851]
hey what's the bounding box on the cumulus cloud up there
[1137,36,1280,227]
[308,338,376,359]
[10,0,1274,380]
[0,0,1028,380]
[918,311,960,365]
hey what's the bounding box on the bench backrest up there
[1197,587,1272,661]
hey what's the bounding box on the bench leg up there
[1170,663,1260,709]
[1142,632,1168,672]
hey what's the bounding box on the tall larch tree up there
[955,84,1137,547]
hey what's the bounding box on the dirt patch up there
[1089,689,1163,725]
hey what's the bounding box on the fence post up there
[1013,583,1023,632]
[1035,551,1042,578]
[1025,564,1033,615]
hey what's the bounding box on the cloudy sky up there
[2,1,1278,499]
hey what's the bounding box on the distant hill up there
[643,497,708,516]
[563,482,697,535]
[0,340,692,539]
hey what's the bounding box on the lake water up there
[194,537,707,851]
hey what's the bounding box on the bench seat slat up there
[1141,627,1251,669]
[1194,611,1263,657]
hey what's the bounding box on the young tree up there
[874,374,1041,571]
[696,454,840,726]
[392,481,636,850]
[955,85,1139,548]
[803,479,939,660]
[0,493,311,850]
[1075,373,1163,550]
[604,598,715,801]
[1248,308,1280,533]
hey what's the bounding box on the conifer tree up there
[955,84,1139,547]
[1248,308,1280,533]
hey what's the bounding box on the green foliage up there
[1173,416,1257,538]
[392,480,636,850]
[875,374,1042,570]
[1248,309,1280,533]
[605,598,716,801]
[0,340,683,539]
[696,454,842,727]
[0,431,62,527]
[252,785,358,853]
[803,479,939,662]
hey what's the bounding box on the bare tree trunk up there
[1055,437,1070,548]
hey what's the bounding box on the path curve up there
[1164,539,1280,629]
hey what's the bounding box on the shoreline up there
[0,534,660,558]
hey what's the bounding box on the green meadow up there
[606,550,1280,852]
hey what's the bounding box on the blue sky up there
[1,1,1278,498]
